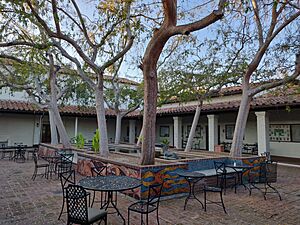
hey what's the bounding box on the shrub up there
[92,129,100,153]
[75,133,85,149]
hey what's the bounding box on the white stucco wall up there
[269,109,300,158]
[0,113,36,146]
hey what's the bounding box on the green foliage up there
[92,129,100,153]
[161,138,169,146]
[75,133,85,149]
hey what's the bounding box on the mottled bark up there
[230,89,251,157]
[185,105,202,152]
[114,113,123,144]
[95,82,109,157]
[48,109,58,145]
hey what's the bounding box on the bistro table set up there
[177,161,255,213]
[79,175,141,224]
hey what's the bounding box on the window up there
[187,125,202,138]
[291,125,300,142]
[225,125,235,140]
[159,126,170,137]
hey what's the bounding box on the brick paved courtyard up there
[0,159,299,225]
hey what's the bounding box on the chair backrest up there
[66,184,89,224]
[145,181,164,211]
[32,152,38,165]
[109,166,126,176]
[60,170,76,196]
[214,161,226,175]
[91,161,107,176]
[260,152,271,162]
[260,161,277,183]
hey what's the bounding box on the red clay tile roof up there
[0,94,299,118]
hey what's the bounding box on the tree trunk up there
[114,113,122,144]
[230,90,252,157]
[48,108,58,145]
[141,64,158,165]
[95,87,109,157]
[136,125,144,146]
[185,105,202,152]
[50,102,71,148]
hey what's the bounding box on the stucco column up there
[255,111,270,155]
[129,120,136,144]
[173,117,182,149]
[207,114,218,152]
[74,117,78,137]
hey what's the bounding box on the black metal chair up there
[214,161,237,194]
[203,185,227,213]
[90,161,108,207]
[128,181,164,225]
[32,152,49,180]
[260,152,272,163]
[56,153,74,176]
[248,161,281,200]
[66,184,107,225]
[58,170,76,220]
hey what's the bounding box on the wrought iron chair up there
[203,185,227,213]
[56,153,74,176]
[260,152,272,163]
[32,152,49,180]
[248,161,281,200]
[66,184,107,225]
[128,181,164,225]
[214,161,237,194]
[58,170,76,220]
[90,161,108,207]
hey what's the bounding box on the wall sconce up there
[36,122,39,128]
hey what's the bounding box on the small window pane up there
[291,125,300,142]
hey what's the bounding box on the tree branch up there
[251,0,264,47]
[249,53,300,97]
[172,0,226,35]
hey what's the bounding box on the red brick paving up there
[0,160,299,225]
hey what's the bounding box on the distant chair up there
[214,161,237,194]
[56,153,74,176]
[58,170,76,220]
[128,181,164,225]
[260,152,271,163]
[203,185,227,213]
[32,152,49,180]
[248,161,281,200]
[66,184,107,225]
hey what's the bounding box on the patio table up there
[226,163,253,189]
[79,175,141,224]
[12,146,26,162]
[177,171,205,210]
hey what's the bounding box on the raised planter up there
[39,143,264,200]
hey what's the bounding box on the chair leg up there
[58,197,65,220]
[32,167,37,180]
[127,210,130,225]
[234,176,237,193]
[220,191,227,214]
[156,209,160,225]
[146,213,149,225]
[204,190,207,212]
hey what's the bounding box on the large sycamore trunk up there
[230,91,251,157]
[141,64,158,165]
[48,109,58,145]
[114,113,122,144]
[50,102,71,148]
[185,105,202,152]
[95,88,109,157]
